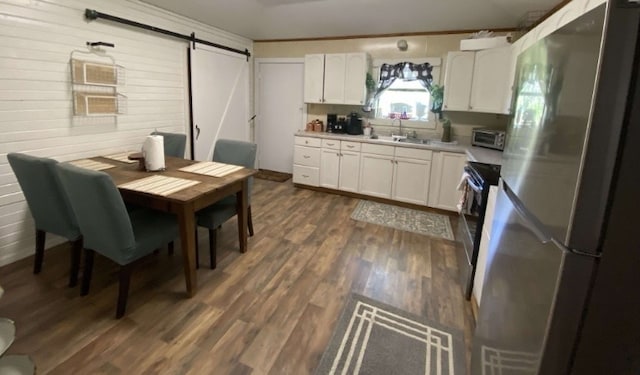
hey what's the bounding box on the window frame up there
[368,57,442,130]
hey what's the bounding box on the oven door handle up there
[466,176,483,192]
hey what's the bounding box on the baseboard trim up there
[293,183,455,216]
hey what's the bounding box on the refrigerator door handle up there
[503,181,601,258]
[503,181,553,244]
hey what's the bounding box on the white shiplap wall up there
[0,0,253,266]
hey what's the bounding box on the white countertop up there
[296,131,504,165]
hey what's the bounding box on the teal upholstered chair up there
[196,139,257,269]
[7,153,82,287]
[151,131,187,158]
[56,163,179,318]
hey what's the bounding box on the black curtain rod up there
[84,9,251,60]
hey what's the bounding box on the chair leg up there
[195,229,200,269]
[68,237,83,288]
[209,228,217,270]
[248,206,254,237]
[168,241,174,256]
[80,249,95,296]
[33,229,45,274]
[116,264,133,319]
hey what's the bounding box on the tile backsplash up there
[306,104,509,140]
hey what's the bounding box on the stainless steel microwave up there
[471,128,506,151]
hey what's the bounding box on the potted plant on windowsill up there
[429,84,453,142]
[362,72,377,113]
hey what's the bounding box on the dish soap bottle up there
[441,118,452,143]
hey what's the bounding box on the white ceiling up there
[140,0,562,40]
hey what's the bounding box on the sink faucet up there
[391,118,404,137]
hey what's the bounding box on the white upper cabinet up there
[344,53,369,105]
[323,54,346,104]
[470,46,512,114]
[304,54,325,103]
[443,47,512,114]
[443,51,475,111]
[304,53,370,105]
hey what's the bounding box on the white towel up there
[457,172,471,191]
[456,172,476,214]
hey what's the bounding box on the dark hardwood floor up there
[0,178,474,374]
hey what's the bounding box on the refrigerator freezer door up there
[501,5,606,243]
[471,183,565,374]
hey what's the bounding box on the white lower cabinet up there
[360,144,432,204]
[393,157,431,205]
[359,153,394,198]
[338,151,360,192]
[320,140,361,192]
[428,151,468,211]
[320,149,340,188]
[293,136,322,186]
[295,135,464,211]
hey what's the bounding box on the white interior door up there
[255,59,305,173]
[191,45,250,161]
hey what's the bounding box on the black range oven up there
[457,161,501,300]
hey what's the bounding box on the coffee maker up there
[327,113,347,133]
[345,112,363,135]
[326,114,338,132]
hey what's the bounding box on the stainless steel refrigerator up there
[471,1,640,374]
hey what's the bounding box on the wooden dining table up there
[92,155,256,297]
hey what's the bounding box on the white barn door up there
[191,44,250,161]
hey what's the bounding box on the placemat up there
[118,175,200,196]
[101,151,138,164]
[179,161,243,177]
[68,159,115,171]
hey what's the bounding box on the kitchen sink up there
[375,135,430,144]
[398,138,430,145]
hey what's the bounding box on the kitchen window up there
[375,79,431,121]
[367,58,442,130]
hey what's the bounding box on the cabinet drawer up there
[322,139,340,149]
[395,147,432,160]
[295,136,322,147]
[293,165,319,186]
[294,146,321,167]
[361,143,394,156]
[341,141,361,152]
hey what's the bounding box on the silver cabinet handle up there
[305,140,309,144]
[327,142,335,146]
[346,145,354,148]
[302,174,309,178]
[303,155,310,159]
